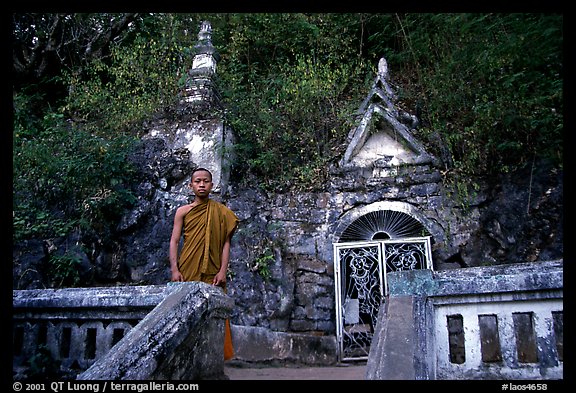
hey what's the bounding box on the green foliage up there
[217,14,372,191]
[390,13,563,177]
[252,251,274,281]
[12,13,563,248]
[62,22,190,136]
[249,238,276,281]
[13,93,138,241]
[49,253,82,288]
[238,224,283,281]
[13,206,75,240]
[215,13,562,190]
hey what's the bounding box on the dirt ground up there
[224,362,367,380]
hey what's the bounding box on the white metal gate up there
[333,236,433,361]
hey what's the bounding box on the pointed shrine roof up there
[341,57,436,169]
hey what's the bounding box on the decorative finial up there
[198,21,212,42]
[377,57,389,80]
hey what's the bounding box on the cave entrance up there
[333,209,433,362]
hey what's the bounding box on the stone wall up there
[224,160,448,335]
[13,282,233,380]
[366,260,563,380]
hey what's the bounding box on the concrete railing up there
[13,282,233,380]
[13,261,562,380]
[366,260,563,380]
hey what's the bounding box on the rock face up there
[12,23,563,345]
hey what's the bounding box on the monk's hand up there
[171,270,184,282]
[213,271,226,287]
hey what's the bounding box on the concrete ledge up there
[230,324,338,366]
[13,285,167,309]
[387,260,563,297]
[367,260,563,380]
[78,282,233,380]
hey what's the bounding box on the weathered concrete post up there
[78,281,234,380]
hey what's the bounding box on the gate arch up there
[331,200,444,245]
[331,201,441,361]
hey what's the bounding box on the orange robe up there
[178,199,238,282]
[177,198,238,360]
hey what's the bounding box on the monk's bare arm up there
[213,233,233,287]
[169,206,186,282]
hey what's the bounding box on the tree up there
[12,13,140,107]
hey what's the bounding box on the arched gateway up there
[327,56,443,362]
[332,201,437,361]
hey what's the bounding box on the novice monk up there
[169,167,239,360]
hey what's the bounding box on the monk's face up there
[190,170,213,198]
